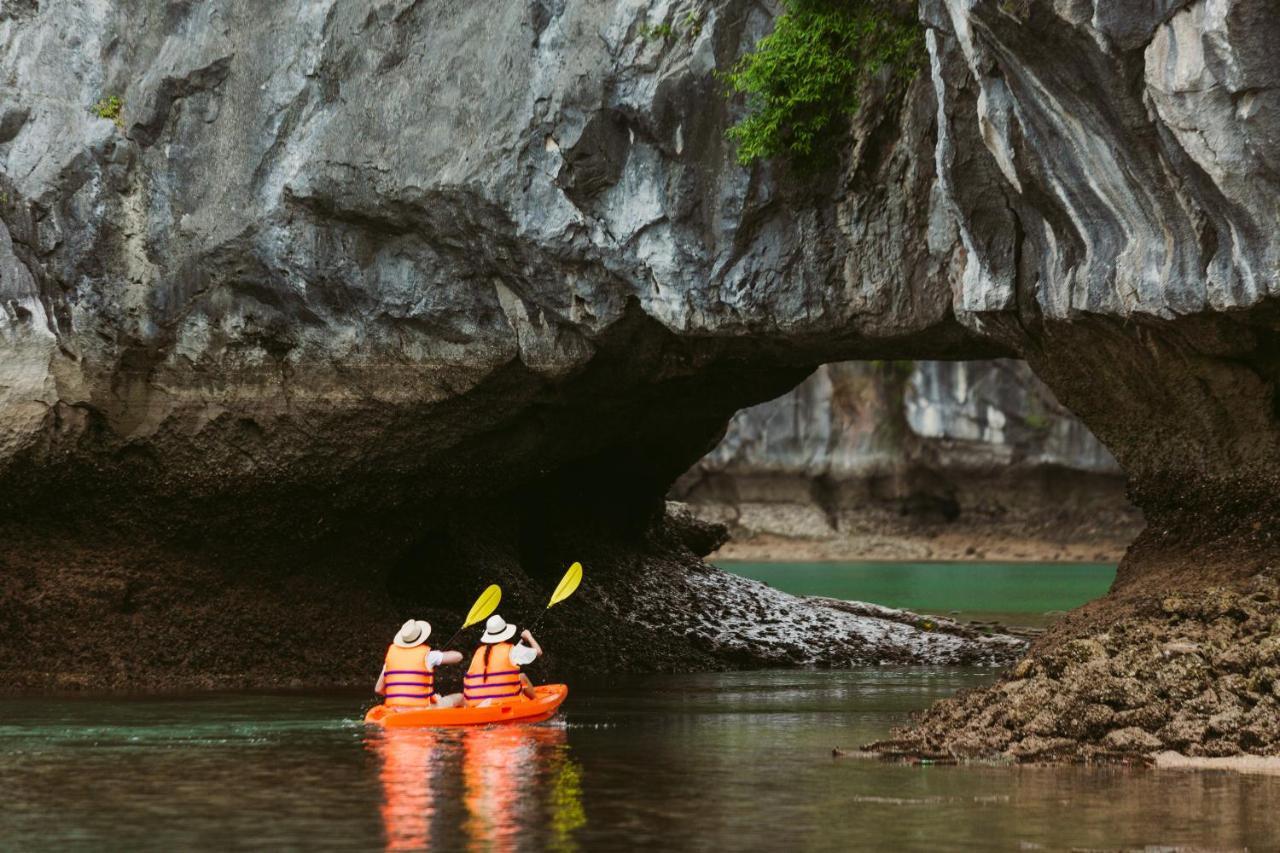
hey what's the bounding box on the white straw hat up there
[394,619,431,648]
[479,614,517,644]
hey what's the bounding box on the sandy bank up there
[1152,752,1280,776]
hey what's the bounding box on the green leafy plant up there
[92,94,124,128]
[639,21,674,40]
[998,0,1031,20]
[723,0,923,170]
[684,10,703,39]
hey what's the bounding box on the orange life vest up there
[383,644,436,706]
[463,643,523,701]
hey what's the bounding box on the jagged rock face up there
[926,0,1280,581]
[881,0,1280,760]
[0,0,1002,687]
[675,359,1136,560]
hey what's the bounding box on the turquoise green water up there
[719,561,1117,627]
[2,672,1277,851]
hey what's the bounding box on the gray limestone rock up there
[0,0,994,687]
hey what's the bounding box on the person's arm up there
[425,650,464,670]
[374,664,386,696]
[520,629,543,659]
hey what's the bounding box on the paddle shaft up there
[440,626,469,653]
[523,609,553,639]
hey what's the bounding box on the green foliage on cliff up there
[93,94,124,128]
[724,0,923,170]
[639,21,674,40]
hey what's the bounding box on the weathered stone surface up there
[697,360,1117,478]
[869,570,1280,762]
[870,0,1280,760]
[927,0,1280,542]
[0,0,1002,688]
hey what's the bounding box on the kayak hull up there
[364,684,569,728]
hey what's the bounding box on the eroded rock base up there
[0,504,1019,693]
[868,569,1280,764]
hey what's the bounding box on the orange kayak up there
[364,684,569,728]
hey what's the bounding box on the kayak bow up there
[364,684,569,728]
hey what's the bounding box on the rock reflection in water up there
[367,724,582,851]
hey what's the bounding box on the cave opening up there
[670,358,1143,634]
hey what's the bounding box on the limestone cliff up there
[0,0,1008,688]
[926,0,1279,543]
[1,0,1277,757]
[675,359,1139,561]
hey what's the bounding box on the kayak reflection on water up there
[371,729,440,851]
[367,724,584,851]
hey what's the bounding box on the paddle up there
[523,561,583,637]
[440,584,502,652]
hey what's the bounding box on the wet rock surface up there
[868,571,1280,762]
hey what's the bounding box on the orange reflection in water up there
[369,724,582,852]
[369,728,440,851]
[462,726,568,853]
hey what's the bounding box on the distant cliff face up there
[695,359,1117,477]
[676,360,1137,560]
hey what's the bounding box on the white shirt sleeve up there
[426,650,444,670]
[508,643,537,666]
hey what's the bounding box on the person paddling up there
[375,619,465,709]
[463,615,542,705]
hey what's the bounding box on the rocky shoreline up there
[702,515,1135,565]
[0,504,1021,693]
[866,569,1280,764]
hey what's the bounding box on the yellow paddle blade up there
[462,584,502,628]
[547,562,583,609]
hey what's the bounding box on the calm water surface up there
[2,670,1276,851]
[721,561,1118,627]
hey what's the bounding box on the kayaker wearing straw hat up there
[375,619,465,709]
[463,614,543,705]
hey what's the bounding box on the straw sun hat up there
[393,619,432,648]
[479,614,518,644]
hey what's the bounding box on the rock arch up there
[1,0,1276,755]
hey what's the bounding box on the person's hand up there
[521,629,534,642]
